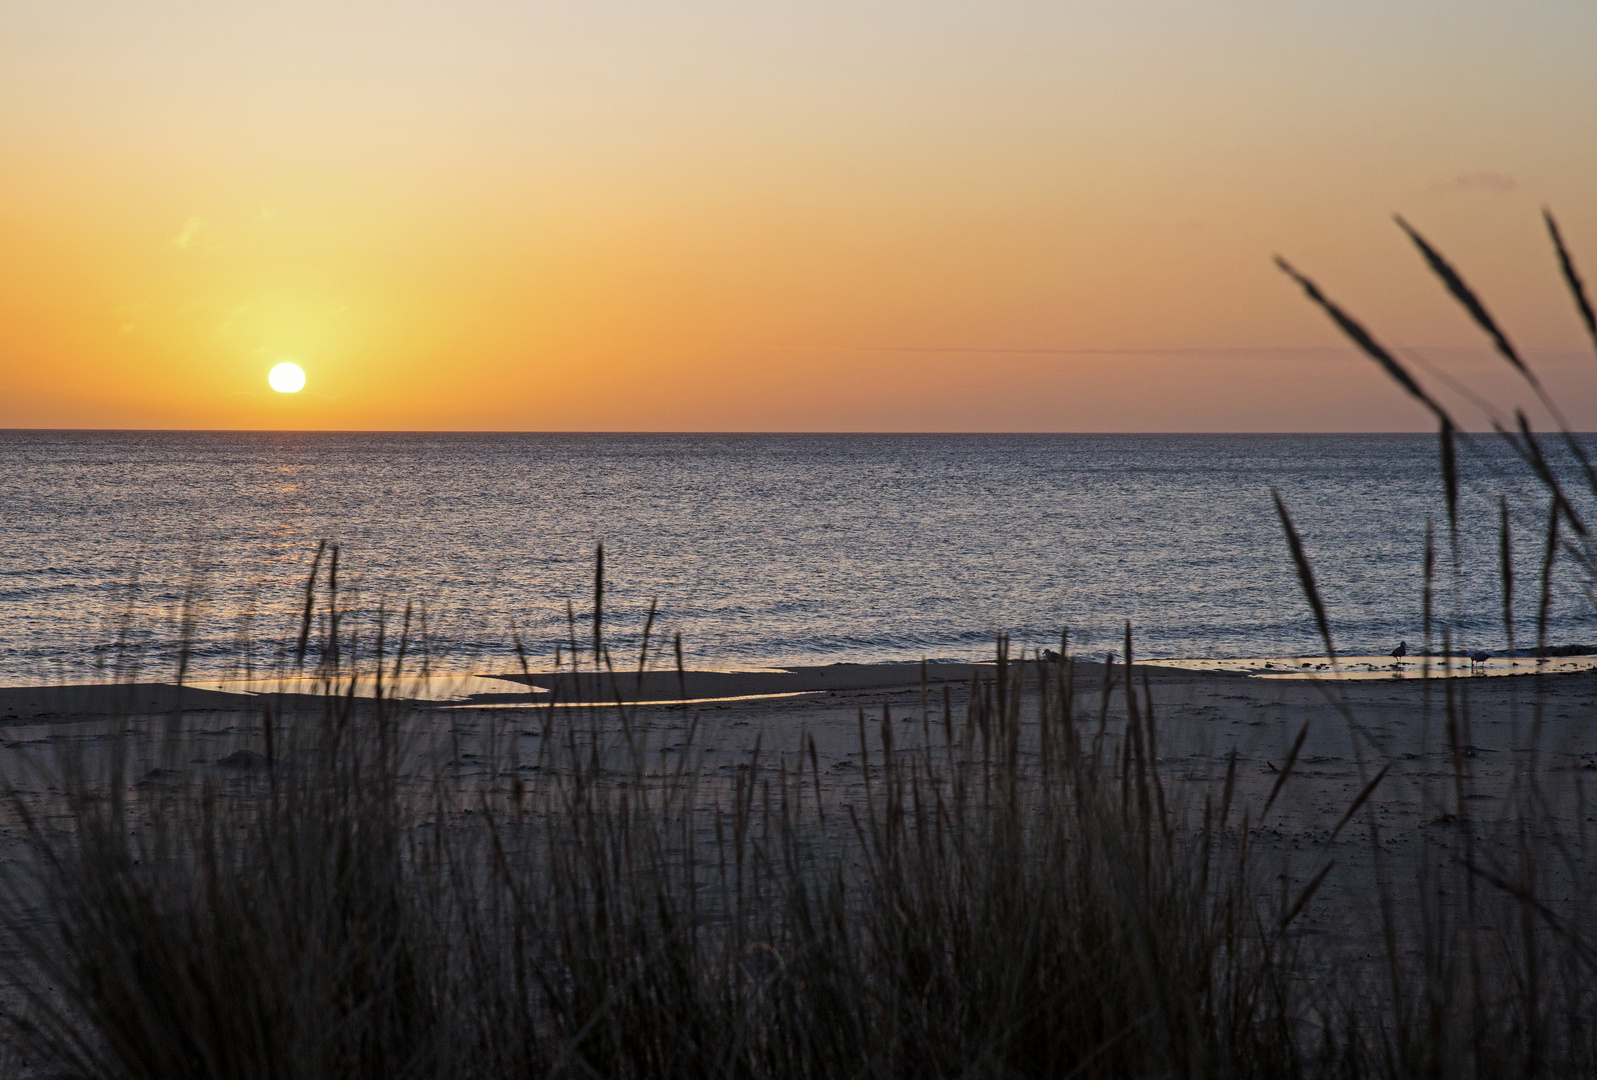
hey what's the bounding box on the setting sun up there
[268,363,306,394]
[0,1,1591,435]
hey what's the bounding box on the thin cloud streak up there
[760,345,1593,361]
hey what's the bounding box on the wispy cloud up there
[170,216,211,252]
[760,344,1590,364]
[111,301,148,335]
[1428,170,1517,195]
[760,345,1363,358]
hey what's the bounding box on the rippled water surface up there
[2,432,1593,684]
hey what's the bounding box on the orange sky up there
[2,1,1595,431]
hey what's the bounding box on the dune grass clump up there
[0,612,433,1078]
[8,561,1597,1079]
[0,561,1324,1079]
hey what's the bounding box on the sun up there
[268,362,306,393]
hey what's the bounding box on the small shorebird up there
[1469,649,1490,672]
[1390,641,1408,659]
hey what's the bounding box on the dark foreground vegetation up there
[2,215,1596,1078]
[3,581,1597,1080]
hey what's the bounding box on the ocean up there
[2,431,1593,685]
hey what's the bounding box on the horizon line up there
[7,427,1588,437]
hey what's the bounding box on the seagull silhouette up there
[1470,649,1490,672]
[1390,641,1408,659]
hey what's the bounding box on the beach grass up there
[2,572,1596,1079]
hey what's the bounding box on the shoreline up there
[2,649,1594,721]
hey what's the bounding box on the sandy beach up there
[5,658,1592,814]
[4,657,1592,934]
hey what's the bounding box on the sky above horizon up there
[2,0,1595,432]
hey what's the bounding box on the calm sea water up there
[2,431,1594,685]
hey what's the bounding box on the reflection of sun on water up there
[268,362,306,393]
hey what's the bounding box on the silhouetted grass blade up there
[1395,215,1532,381]
[1331,763,1390,842]
[1500,495,1516,657]
[1546,209,1597,356]
[1263,719,1310,819]
[1396,215,1597,499]
[1274,256,1452,427]
[593,542,604,666]
[1538,498,1560,655]
[1272,487,1336,662]
[1440,418,1458,541]
[1282,861,1335,929]
[295,539,326,670]
[1517,412,1589,537]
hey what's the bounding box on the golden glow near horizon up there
[268,363,306,394]
[1,1,1595,432]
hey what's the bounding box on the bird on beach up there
[1390,641,1408,659]
[1470,649,1491,672]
